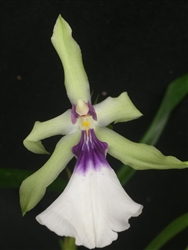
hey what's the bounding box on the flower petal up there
[36,161,142,249]
[51,15,90,104]
[94,92,142,126]
[23,109,78,154]
[36,129,142,248]
[20,131,80,215]
[96,126,187,170]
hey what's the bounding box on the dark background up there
[2,1,188,250]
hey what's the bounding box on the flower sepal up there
[95,92,143,126]
[23,110,78,154]
[96,126,187,170]
[20,131,80,215]
[51,15,90,104]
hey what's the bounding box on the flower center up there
[71,99,108,174]
[82,119,90,128]
[80,116,94,131]
[75,99,89,116]
[71,98,97,127]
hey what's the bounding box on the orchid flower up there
[20,15,186,249]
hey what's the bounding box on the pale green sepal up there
[20,131,80,215]
[96,126,187,170]
[94,92,142,127]
[24,139,50,154]
[23,110,78,154]
[51,15,90,104]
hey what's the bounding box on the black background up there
[2,1,188,250]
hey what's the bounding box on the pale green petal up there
[51,15,90,104]
[96,127,187,170]
[20,131,80,215]
[23,109,78,154]
[94,92,142,126]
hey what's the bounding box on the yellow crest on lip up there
[82,120,90,128]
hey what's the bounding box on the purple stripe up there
[71,104,79,124]
[72,129,109,173]
[87,102,97,121]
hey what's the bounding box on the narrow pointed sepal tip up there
[19,175,46,215]
[51,14,90,104]
[20,197,31,217]
[21,208,27,217]
[23,139,50,155]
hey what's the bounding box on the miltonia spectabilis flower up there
[20,15,186,249]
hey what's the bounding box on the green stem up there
[144,213,188,250]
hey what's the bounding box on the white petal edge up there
[95,126,186,170]
[23,109,79,154]
[94,92,142,127]
[51,15,91,104]
[20,131,81,214]
[36,163,142,249]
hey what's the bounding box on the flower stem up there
[144,213,188,250]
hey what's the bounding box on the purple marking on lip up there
[72,129,109,173]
